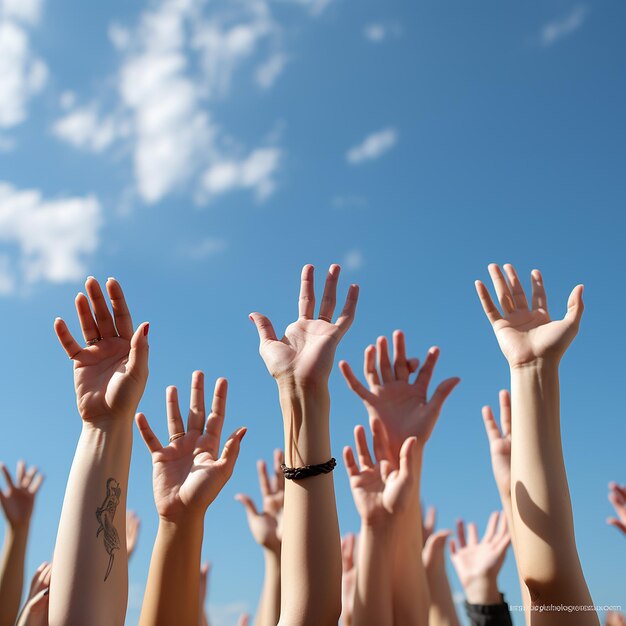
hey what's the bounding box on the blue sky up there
[0,0,625,624]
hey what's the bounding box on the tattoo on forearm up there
[96,477,122,581]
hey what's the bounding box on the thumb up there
[398,436,418,482]
[249,313,277,345]
[127,322,150,383]
[564,284,584,328]
[235,494,259,518]
[219,427,247,478]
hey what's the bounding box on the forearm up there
[139,517,204,626]
[50,421,132,626]
[277,385,341,626]
[392,449,429,626]
[254,549,281,626]
[352,524,393,626]
[426,562,461,626]
[0,526,29,626]
[510,361,594,606]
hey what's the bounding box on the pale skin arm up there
[199,562,210,626]
[340,534,357,626]
[344,422,419,626]
[250,264,359,626]
[49,277,149,626]
[136,373,246,626]
[421,509,460,626]
[340,330,459,625]
[235,450,284,626]
[476,263,598,624]
[482,390,531,620]
[0,462,43,626]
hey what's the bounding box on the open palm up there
[136,372,246,521]
[54,277,149,422]
[475,264,584,367]
[0,461,44,528]
[251,264,359,385]
[340,331,459,457]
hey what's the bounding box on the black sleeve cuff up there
[464,594,514,626]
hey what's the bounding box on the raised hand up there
[344,421,418,527]
[126,511,141,558]
[475,264,584,368]
[136,371,246,521]
[250,264,358,386]
[235,450,284,552]
[607,482,626,536]
[54,277,149,422]
[482,390,512,497]
[340,533,357,626]
[606,612,626,626]
[0,462,43,529]
[449,512,510,605]
[340,330,459,457]
[16,561,51,626]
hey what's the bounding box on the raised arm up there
[607,482,626,536]
[344,421,419,626]
[136,372,246,626]
[16,561,52,626]
[235,450,284,626]
[250,264,358,626]
[340,330,459,624]
[0,462,43,626]
[475,263,597,624]
[340,533,357,626]
[49,277,149,626]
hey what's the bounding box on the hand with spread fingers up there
[0,461,43,529]
[482,390,512,498]
[475,264,584,368]
[16,561,51,626]
[449,512,510,605]
[236,450,284,553]
[250,264,359,388]
[54,276,149,423]
[340,330,460,458]
[136,371,247,522]
[607,482,626,536]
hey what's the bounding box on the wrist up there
[277,375,331,397]
[464,576,501,605]
[158,514,205,540]
[263,545,281,561]
[509,357,560,373]
[5,523,30,541]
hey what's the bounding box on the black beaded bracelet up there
[281,458,337,480]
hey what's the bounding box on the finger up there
[503,264,529,310]
[467,522,479,545]
[398,436,417,481]
[376,336,394,383]
[475,280,503,324]
[237,615,250,626]
[363,344,380,387]
[354,425,374,469]
[0,464,14,489]
[488,264,516,314]
[235,493,259,518]
[23,465,37,488]
[430,377,461,409]
[106,278,134,340]
[423,506,437,535]
[482,511,500,542]
[218,427,247,478]
[335,284,359,337]
[456,519,466,547]
[187,370,206,433]
[607,518,626,534]
[28,474,44,495]
[165,386,185,439]
[126,322,150,384]
[449,538,457,555]
[413,347,439,398]
[499,390,511,437]
[340,360,376,403]
[75,292,101,343]
[407,358,420,375]
[343,446,359,477]
[298,264,316,319]
[135,413,163,453]
[16,460,25,483]
[482,405,501,444]
[530,269,548,312]
[392,330,410,381]
[496,511,508,540]
[202,378,228,458]
[342,533,355,569]
[371,419,393,467]
[54,317,83,359]
[85,277,117,338]
[318,264,340,321]
[249,312,278,344]
[564,284,584,329]
[257,460,272,497]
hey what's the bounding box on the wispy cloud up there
[346,127,397,165]
[343,249,364,271]
[332,195,368,210]
[0,182,101,293]
[363,21,402,43]
[0,0,47,129]
[541,5,587,46]
[52,106,128,152]
[181,237,228,260]
[256,53,288,89]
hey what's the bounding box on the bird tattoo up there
[96,477,122,582]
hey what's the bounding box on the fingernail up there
[43,588,49,596]
[143,323,150,336]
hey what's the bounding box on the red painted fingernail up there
[144,323,150,336]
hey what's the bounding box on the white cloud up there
[343,249,364,271]
[256,53,287,89]
[346,127,397,165]
[202,147,281,201]
[363,22,401,43]
[0,0,43,25]
[181,237,228,260]
[0,14,47,129]
[0,182,102,291]
[0,255,15,294]
[108,22,131,51]
[541,5,587,46]
[52,106,127,153]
